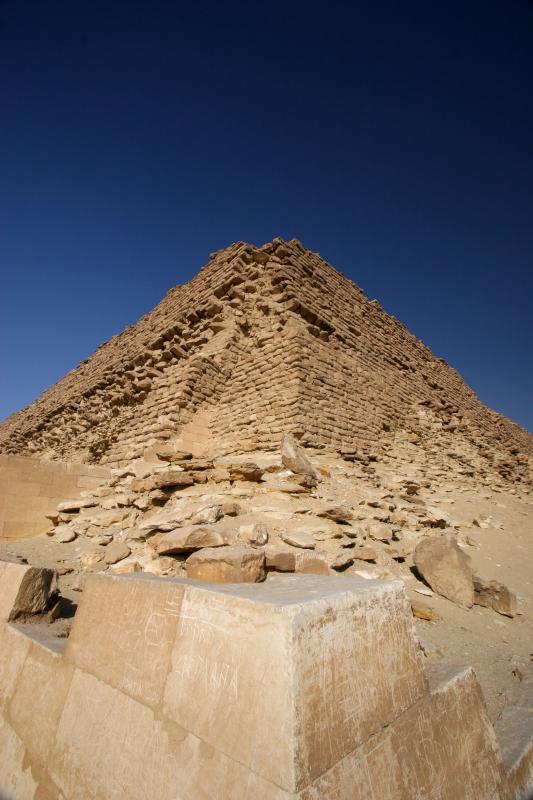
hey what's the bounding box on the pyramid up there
[1,238,532,488]
[1,241,533,800]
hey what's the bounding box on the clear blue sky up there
[1,1,532,432]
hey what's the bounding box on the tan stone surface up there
[0,454,109,539]
[0,565,531,799]
[281,433,322,481]
[302,666,506,800]
[0,239,530,491]
[413,533,475,607]
[185,545,266,583]
[0,236,532,798]
[0,717,39,799]
[9,642,74,765]
[156,524,230,554]
[65,574,184,708]
[0,623,31,711]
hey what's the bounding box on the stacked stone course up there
[0,238,531,487]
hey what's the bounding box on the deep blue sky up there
[1,0,532,432]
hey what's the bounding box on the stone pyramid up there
[1,238,532,488]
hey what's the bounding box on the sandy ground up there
[410,489,533,722]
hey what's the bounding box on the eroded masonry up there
[0,238,532,799]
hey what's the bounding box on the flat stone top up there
[113,572,402,607]
[10,622,67,654]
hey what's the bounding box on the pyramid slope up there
[1,238,531,487]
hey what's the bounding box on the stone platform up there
[0,565,532,799]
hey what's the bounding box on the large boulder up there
[413,535,474,608]
[185,546,266,583]
[281,433,322,481]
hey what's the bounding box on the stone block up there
[0,567,529,799]
[50,668,290,800]
[185,545,266,583]
[9,641,74,765]
[0,623,31,711]
[0,717,39,800]
[163,575,426,792]
[303,665,506,799]
[64,574,185,709]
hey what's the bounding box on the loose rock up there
[281,433,321,481]
[473,576,517,617]
[280,531,315,549]
[104,541,131,565]
[156,525,230,554]
[413,534,474,608]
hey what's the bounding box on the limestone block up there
[9,641,74,766]
[227,462,264,482]
[364,521,396,542]
[78,508,128,528]
[316,505,354,522]
[0,623,31,711]
[111,559,142,574]
[155,446,193,462]
[0,717,39,800]
[220,500,241,516]
[65,574,185,709]
[151,471,195,490]
[330,550,355,570]
[185,546,266,583]
[55,526,77,543]
[0,560,57,621]
[50,668,290,800]
[353,544,378,562]
[266,546,297,572]
[239,522,269,546]
[294,551,329,575]
[162,576,426,793]
[301,666,505,800]
[57,498,97,512]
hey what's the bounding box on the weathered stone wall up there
[0,456,110,539]
[0,566,531,799]
[0,239,531,485]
